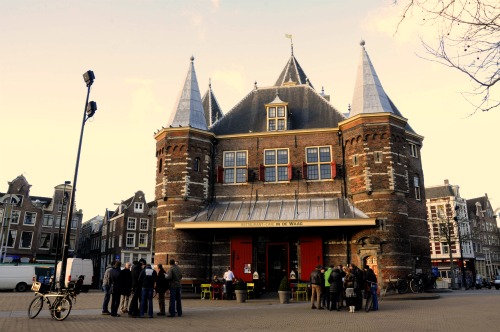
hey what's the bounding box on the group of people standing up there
[310,264,378,312]
[101,258,183,318]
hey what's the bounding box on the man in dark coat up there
[139,263,157,318]
[109,261,122,317]
[328,267,343,311]
[155,263,169,316]
[119,262,132,314]
[350,264,364,311]
[128,259,145,317]
[166,258,183,317]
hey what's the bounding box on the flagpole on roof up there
[285,33,293,56]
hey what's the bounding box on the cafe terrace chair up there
[295,283,309,301]
[200,284,211,300]
[212,283,222,300]
[246,283,255,299]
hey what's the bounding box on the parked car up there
[492,275,500,290]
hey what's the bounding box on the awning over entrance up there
[175,197,376,229]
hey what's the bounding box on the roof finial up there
[254,81,258,90]
[209,77,212,88]
[360,40,365,48]
[190,55,195,62]
[276,88,279,97]
[348,104,351,112]
[321,86,324,95]
[285,33,293,56]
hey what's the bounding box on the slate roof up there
[201,80,224,127]
[349,42,415,133]
[425,185,457,199]
[185,197,369,222]
[167,56,208,130]
[210,85,345,135]
[274,53,314,88]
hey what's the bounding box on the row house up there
[425,180,474,286]
[0,175,83,263]
[467,194,500,279]
[77,215,103,287]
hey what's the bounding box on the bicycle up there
[382,275,408,296]
[28,281,80,321]
[409,273,424,293]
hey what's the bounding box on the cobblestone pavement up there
[0,289,499,331]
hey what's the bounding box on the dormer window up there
[266,94,288,131]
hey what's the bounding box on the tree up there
[429,216,460,288]
[396,1,500,113]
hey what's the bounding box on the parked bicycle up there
[28,279,81,321]
[382,275,408,296]
[409,273,437,293]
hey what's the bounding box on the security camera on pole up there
[59,70,97,289]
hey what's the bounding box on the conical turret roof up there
[274,48,314,88]
[201,79,224,127]
[168,56,208,130]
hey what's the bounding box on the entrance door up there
[299,235,322,281]
[231,235,253,282]
[266,244,288,291]
[364,256,378,277]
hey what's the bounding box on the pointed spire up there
[168,56,208,130]
[201,78,224,127]
[274,44,314,89]
[349,41,394,117]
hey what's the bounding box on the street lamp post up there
[59,70,97,289]
[454,205,466,289]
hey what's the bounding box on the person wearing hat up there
[310,265,324,309]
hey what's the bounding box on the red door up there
[299,235,322,281]
[231,235,253,282]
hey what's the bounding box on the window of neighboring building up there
[42,214,53,227]
[352,155,359,166]
[193,157,200,172]
[127,218,136,230]
[23,212,36,226]
[223,151,248,184]
[139,233,148,247]
[39,233,51,249]
[124,253,130,264]
[126,233,135,247]
[2,210,20,225]
[6,230,17,247]
[140,218,149,231]
[374,151,383,163]
[409,143,418,158]
[266,104,288,131]
[306,146,332,180]
[71,217,78,229]
[442,243,449,254]
[414,176,421,201]
[57,202,67,213]
[264,149,289,182]
[20,231,33,249]
[134,203,144,213]
[55,216,66,227]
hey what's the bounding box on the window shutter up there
[302,162,308,180]
[288,164,293,181]
[331,161,336,179]
[217,165,224,183]
[259,164,265,182]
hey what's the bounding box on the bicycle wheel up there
[365,294,373,312]
[409,279,419,293]
[397,280,408,294]
[51,296,72,321]
[28,295,44,319]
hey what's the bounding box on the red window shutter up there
[288,164,293,180]
[302,162,308,180]
[331,161,336,179]
[259,164,265,182]
[217,165,224,183]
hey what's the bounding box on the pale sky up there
[1,0,499,220]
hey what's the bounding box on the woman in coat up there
[328,267,343,311]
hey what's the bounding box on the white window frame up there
[139,233,148,247]
[126,233,135,247]
[306,146,332,180]
[134,202,144,213]
[266,105,287,131]
[42,214,53,227]
[20,231,34,249]
[264,148,289,182]
[223,150,248,184]
[414,176,421,201]
[5,210,20,225]
[140,218,149,231]
[409,143,418,158]
[7,230,17,248]
[23,211,37,226]
[127,217,136,230]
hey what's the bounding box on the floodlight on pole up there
[59,70,97,289]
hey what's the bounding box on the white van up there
[56,258,93,292]
[0,265,36,292]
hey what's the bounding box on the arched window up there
[193,157,200,172]
[158,158,163,173]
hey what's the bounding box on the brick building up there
[0,175,83,263]
[153,43,430,290]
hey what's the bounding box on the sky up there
[1,0,499,221]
